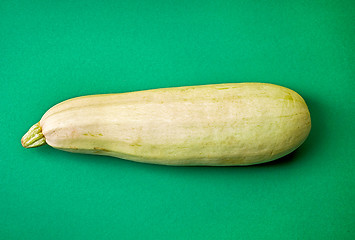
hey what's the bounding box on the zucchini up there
[21,83,311,166]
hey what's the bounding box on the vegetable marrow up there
[21,83,311,166]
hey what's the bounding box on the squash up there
[21,83,311,166]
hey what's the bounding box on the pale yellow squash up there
[21,83,311,166]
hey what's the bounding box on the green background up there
[1,0,354,239]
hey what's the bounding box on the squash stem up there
[21,122,46,148]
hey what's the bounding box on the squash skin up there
[37,83,311,166]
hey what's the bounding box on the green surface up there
[1,0,354,239]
